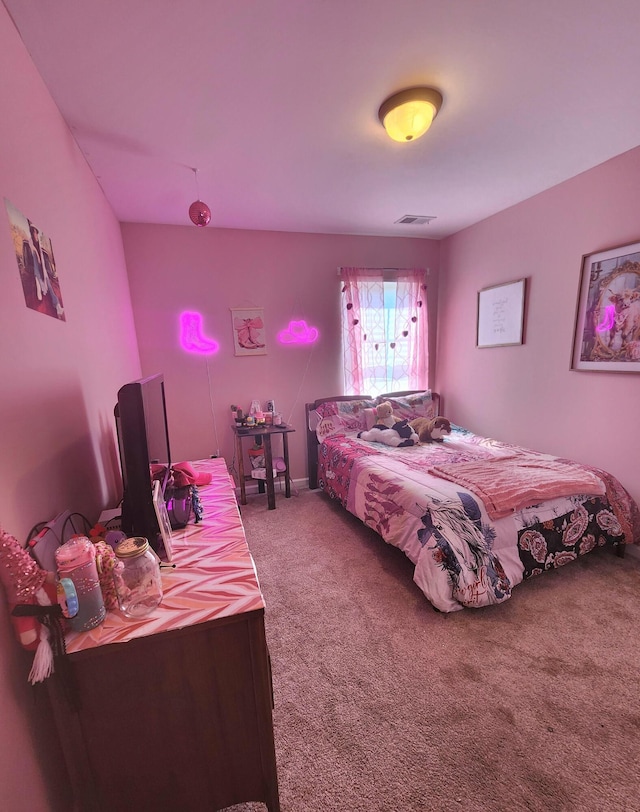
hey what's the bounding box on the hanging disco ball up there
[189,200,211,227]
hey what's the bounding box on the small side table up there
[232,423,295,509]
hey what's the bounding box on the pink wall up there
[438,146,640,510]
[0,6,140,809]
[120,223,440,481]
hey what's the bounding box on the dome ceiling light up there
[378,86,443,143]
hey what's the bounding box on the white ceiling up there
[5,0,640,239]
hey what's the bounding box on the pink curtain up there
[340,267,428,396]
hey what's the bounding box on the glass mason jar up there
[113,537,163,618]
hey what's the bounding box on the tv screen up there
[115,373,172,553]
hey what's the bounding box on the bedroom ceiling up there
[4,0,640,240]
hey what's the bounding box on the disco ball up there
[189,200,212,227]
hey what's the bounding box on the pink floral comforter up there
[317,428,640,612]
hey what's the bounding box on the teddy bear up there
[409,415,452,443]
[373,401,398,429]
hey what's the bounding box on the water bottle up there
[55,537,106,632]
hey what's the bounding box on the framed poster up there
[477,278,526,348]
[231,307,267,356]
[5,198,66,321]
[571,241,640,372]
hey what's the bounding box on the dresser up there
[47,458,280,812]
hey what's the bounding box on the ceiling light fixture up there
[188,167,212,227]
[378,86,443,143]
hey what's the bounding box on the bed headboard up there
[304,390,441,489]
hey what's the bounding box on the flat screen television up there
[114,373,172,553]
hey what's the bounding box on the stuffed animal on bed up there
[373,401,399,429]
[409,415,452,443]
[358,418,419,448]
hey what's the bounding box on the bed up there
[305,390,640,612]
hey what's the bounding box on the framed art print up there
[5,198,66,321]
[477,278,526,348]
[231,307,267,356]
[571,241,640,372]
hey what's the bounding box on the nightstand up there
[232,423,295,509]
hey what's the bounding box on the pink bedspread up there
[429,456,605,520]
[317,427,639,612]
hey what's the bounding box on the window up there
[340,267,428,396]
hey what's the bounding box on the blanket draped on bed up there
[428,457,605,520]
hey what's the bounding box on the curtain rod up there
[336,267,430,275]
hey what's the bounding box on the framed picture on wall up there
[571,240,640,372]
[476,278,526,348]
[5,198,66,321]
[231,307,267,356]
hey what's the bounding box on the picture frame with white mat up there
[152,480,174,562]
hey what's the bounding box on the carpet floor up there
[229,487,640,812]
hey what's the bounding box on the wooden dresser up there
[47,458,280,812]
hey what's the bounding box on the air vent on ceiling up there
[395,214,437,225]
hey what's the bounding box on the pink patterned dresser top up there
[65,458,265,654]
